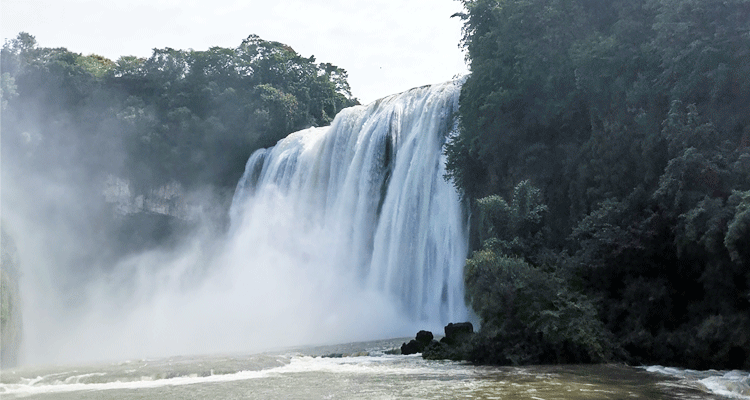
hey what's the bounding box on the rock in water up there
[401,330,435,355]
[401,340,425,355]
[423,322,475,361]
[416,330,434,345]
[443,322,473,344]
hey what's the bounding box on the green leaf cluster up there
[476,180,548,259]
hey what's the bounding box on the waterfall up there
[3,80,470,365]
[230,80,469,326]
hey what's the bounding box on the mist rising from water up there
[5,80,468,365]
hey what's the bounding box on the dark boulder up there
[445,322,473,338]
[401,339,425,355]
[401,330,435,355]
[441,322,474,345]
[423,322,475,361]
[416,330,434,345]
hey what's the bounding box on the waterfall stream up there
[230,79,469,325]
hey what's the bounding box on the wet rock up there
[402,330,436,355]
[401,339,425,355]
[423,322,475,361]
[416,330,434,345]
[444,322,473,341]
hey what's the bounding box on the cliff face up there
[103,176,199,220]
[102,176,230,255]
[1,226,22,369]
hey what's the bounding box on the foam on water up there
[0,354,292,397]
[0,345,459,397]
[0,356,453,397]
[646,365,750,399]
[2,347,730,400]
[1,368,275,397]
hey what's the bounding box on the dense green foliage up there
[465,182,612,365]
[1,32,357,192]
[451,0,750,369]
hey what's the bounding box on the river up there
[2,338,747,399]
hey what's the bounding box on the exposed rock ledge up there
[401,322,475,360]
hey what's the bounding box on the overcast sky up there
[1,0,469,104]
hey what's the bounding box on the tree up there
[450,0,750,368]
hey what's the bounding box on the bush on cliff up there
[463,182,612,365]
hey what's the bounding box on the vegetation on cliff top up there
[1,32,357,193]
[1,32,358,280]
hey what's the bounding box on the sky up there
[1,0,469,104]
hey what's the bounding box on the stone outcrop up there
[416,330,434,344]
[103,175,199,220]
[422,322,475,361]
[401,330,435,355]
[442,322,473,344]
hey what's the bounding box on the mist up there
[1,126,402,366]
[1,120,411,365]
[1,50,470,365]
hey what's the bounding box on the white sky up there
[1,0,469,104]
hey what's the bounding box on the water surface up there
[2,338,744,399]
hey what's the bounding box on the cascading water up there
[8,80,470,365]
[230,79,469,327]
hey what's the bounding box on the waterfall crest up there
[230,80,469,326]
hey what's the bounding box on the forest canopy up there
[448,0,750,369]
[1,32,357,192]
[1,32,359,276]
